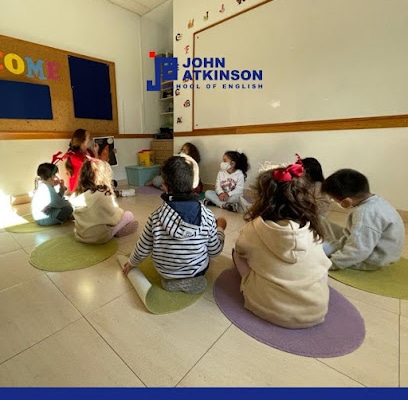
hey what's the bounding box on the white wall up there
[1,0,407,212]
[175,127,408,210]
[0,0,167,197]
[0,0,144,133]
[141,0,173,134]
[172,0,408,211]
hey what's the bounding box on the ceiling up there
[108,0,170,16]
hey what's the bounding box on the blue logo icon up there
[146,56,178,91]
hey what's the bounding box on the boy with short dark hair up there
[321,168,405,270]
[31,163,73,226]
[123,155,227,294]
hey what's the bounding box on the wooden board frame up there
[0,34,118,136]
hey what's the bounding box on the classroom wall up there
[1,0,407,212]
[0,0,145,133]
[172,0,408,211]
[141,1,173,135]
[0,0,168,197]
[176,128,408,211]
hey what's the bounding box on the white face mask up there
[220,162,231,171]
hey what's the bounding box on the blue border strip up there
[1,388,408,400]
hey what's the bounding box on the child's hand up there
[217,217,227,230]
[219,192,229,201]
[42,206,51,215]
[51,176,59,186]
[122,262,134,276]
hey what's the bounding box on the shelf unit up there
[158,54,174,132]
[151,139,174,165]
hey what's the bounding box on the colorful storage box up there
[125,165,160,186]
[138,149,155,166]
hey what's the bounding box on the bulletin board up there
[0,34,118,134]
[193,0,408,131]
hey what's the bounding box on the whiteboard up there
[193,0,408,130]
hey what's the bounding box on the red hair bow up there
[273,162,304,182]
[51,150,71,164]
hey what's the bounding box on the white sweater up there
[215,169,245,197]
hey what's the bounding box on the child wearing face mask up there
[204,150,250,212]
[321,168,405,271]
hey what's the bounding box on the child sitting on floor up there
[31,163,73,226]
[301,157,331,215]
[146,142,204,194]
[233,155,331,328]
[321,168,405,270]
[70,159,138,244]
[123,154,227,294]
[204,150,250,212]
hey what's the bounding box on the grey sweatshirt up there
[328,195,405,270]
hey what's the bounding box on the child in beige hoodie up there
[233,155,331,329]
[70,159,137,244]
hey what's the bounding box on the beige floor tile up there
[178,325,362,387]
[46,255,133,315]
[1,192,406,387]
[87,291,231,387]
[319,298,400,387]
[9,224,74,249]
[0,208,30,229]
[0,232,20,255]
[116,231,142,256]
[0,249,44,292]
[401,315,408,386]
[22,245,36,255]
[203,253,234,304]
[401,301,408,317]
[328,278,400,314]
[0,318,144,387]
[0,275,81,363]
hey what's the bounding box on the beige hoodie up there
[235,217,331,328]
[70,190,123,244]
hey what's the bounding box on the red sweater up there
[67,149,95,192]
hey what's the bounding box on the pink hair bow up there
[273,155,304,182]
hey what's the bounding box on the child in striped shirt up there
[122,154,227,294]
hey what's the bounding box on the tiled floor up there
[0,190,407,387]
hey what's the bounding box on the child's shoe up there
[202,198,215,207]
[117,188,136,197]
[223,203,239,212]
[161,275,207,294]
[239,196,251,214]
[114,220,138,237]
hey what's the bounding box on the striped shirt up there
[128,201,225,279]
